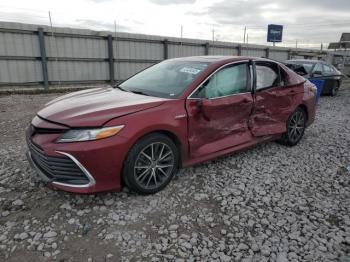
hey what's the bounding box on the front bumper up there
[26,131,129,194]
[26,149,96,188]
[26,151,52,184]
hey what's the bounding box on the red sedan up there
[26,56,317,194]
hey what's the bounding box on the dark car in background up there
[286,59,343,96]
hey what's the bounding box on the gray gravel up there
[0,83,350,262]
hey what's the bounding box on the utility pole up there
[180,25,183,56]
[48,11,61,86]
[321,43,323,51]
[243,26,246,43]
[114,20,119,83]
[212,27,215,43]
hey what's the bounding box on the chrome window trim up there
[206,92,252,100]
[187,60,251,100]
[52,151,96,188]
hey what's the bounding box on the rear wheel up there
[330,82,339,96]
[278,108,306,146]
[122,133,179,194]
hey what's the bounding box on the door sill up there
[183,134,279,167]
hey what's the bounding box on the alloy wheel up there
[287,110,305,144]
[134,142,175,190]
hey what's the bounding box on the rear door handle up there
[240,98,252,104]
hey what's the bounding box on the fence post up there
[265,48,270,58]
[237,45,242,56]
[163,39,169,59]
[37,27,49,89]
[288,49,292,60]
[107,34,115,84]
[204,42,210,55]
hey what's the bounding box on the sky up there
[0,0,349,49]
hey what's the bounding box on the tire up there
[278,108,306,146]
[122,133,179,194]
[330,82,339,96]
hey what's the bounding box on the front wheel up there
[122,133,179,194]
[278,108,306,146]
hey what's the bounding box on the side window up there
[192,63,248,99]
[313,63,323,74]
[255,62,280,90]
[322,64,333,75]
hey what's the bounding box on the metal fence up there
[0,21,346,89]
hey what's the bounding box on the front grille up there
[27,139,90,185]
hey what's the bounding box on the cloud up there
[0,0,349,48]
[76,19,131,31]
[292,0,350,11]
[149,0,196,5]
[203,0,350,45]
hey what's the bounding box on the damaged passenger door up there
[186,62,254,158]
[250,61,303,136]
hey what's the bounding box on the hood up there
[38,87,167,127]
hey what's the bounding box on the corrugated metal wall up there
[242,48,266,58]
[0,21,342,88]
[169,45,204,58]
[269,50,289,62]
[0,60,42,82]
[210,46,238,56]
[0,29,43,83]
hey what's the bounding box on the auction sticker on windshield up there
[180,67,202,74]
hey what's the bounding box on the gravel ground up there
[0,83,349,262]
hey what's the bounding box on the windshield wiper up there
[129,90,151,96]
[114,85,128,92]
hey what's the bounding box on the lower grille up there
[27,140,90,186]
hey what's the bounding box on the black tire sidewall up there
[286,108,306,146]
[123,133,179,194]
[330,81,339,96]
[330,87,336,96]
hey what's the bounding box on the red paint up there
[27,56,316,194]
[186,93,254,157]
[250,84,305,136]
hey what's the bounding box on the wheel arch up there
[129,129,184,168]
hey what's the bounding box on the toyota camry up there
[26,56,317,194]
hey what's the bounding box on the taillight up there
[309,85,317,95]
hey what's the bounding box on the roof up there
[286,59,325,64]
[170,55,271,63]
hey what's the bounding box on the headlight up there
[56,125,124,143]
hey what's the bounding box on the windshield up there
[287,61,316,73]
[119,60,210,98]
